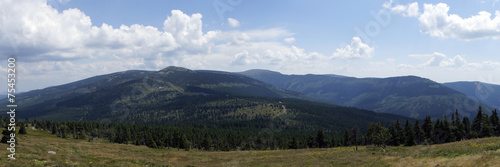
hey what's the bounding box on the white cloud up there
[419,3,500,40]
[231,50,253,65]
[332,37,374,59]
[389,2,420,17]
[224,41,324,68]
[0,0,223,63]
[408,52,500,71]
[163,10,219,54]
[284,37,295,44]
[0,0,343,91]
[421,52,467,67]
[227,18,240,27]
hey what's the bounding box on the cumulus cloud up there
[386,1,500,40]
[388,2,420,17]
[0,0,221,63]
[419,3,500,40]
[332,37,374,59]
[408,52,500,70]
[0,0,344,91]
[226,42,323,68]
[227,18,240,27]
[163,10,220,55]
[420,52,467,67]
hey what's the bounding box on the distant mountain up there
[0,66,407,133]
[443,81,500,110]
[240,69,493,119]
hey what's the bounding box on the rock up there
[48,151,56,154]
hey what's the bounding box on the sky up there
[1,0,500,92]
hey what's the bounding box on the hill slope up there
[240,69,493,119]
[0,66,406,132]
[443,81,500,110]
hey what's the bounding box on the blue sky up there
[1,0,500,92]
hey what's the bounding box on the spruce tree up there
[480,122,494,138]
[19,122,27,135]
[316,129,327,148]
[422,115,433,142]
[388,125,399,146]
[490,109,500,136]
[350,126,359,150]
[342,128,350,146]
[443,115,455,142]
[432,118,444,144]
[453,110,465,140]
[1,127,10,144]
[395,120,404,145]
[479,113,493,138]
[463,117,471,139]
[414,120,424,145]
[472,106,484,138]
[404,120,416,146]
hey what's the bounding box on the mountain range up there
[443,81,500,110]
[240,69,497,119]
[0,66,408,134]
[2,66,498,132]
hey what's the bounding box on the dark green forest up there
[3,107,499,151]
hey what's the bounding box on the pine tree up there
[432,118,444,144]
[342,128,350,146]
[404,120,416,146]
[463,117,472,139]
[490,109,500,136]
[472,106,485,138]
[453,110,465,141]
[480,122,494,138]
[388,125,399,146]
[422,115,433,142]
[414,120,424,145]
[1,127,10,144]
[443,115,455,142]
[350,126,360,150]
[395,120,404,145]
[19,122,27,135]
[316,129,327,148]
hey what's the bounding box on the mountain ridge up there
[239,69,495,119]
[0,66,409,133]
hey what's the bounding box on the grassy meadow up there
[1,127,500,166]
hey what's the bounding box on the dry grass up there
[1,127,500,166]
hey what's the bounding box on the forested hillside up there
[0,67,407,135]
[240,69,494,119]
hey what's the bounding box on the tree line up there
[2,106,499,151]
[364,107,500,147]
